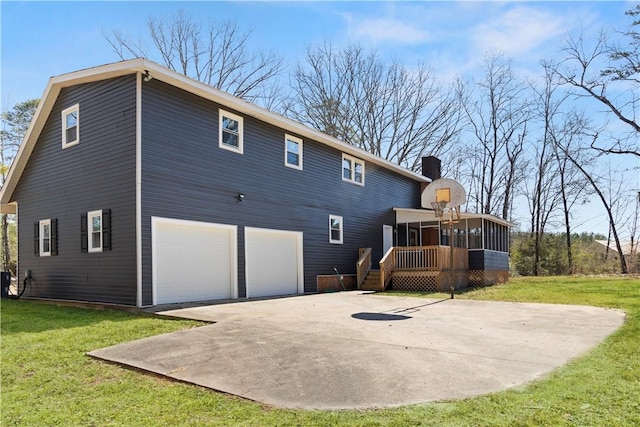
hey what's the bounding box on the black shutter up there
[81,214,88,252]
[102,209,111,251]
[34,222,40,256]
[51,219,58,256]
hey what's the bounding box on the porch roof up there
[393,208,515,228]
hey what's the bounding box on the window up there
[342,154,364,185]
[219,109,243,154]
[41,220,51,255]
[34,219,57,257]
[329,215,343,244]
[81,209,111,253]
[88,211,102,253]
[61,104,79,148]
[285,134,303,170]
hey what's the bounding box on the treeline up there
[510,232,639,276]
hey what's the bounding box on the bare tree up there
[553,117,629,274]
[525,65,596,275]
[104,10,284,105]
[461,54,531,219]
[551,118,590,275]
[1,99,39,272]
[288,42,464,172]
[525,69,564,275]
[549,5,639,158]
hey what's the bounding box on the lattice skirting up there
[468,270,509,286]
[391,271,468,292]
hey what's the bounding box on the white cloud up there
[471,6,567,57]
[342,13,430,44]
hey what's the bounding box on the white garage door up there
[245,227,303,298]
[152,217,237,305]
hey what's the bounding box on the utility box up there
[1,271,11,298]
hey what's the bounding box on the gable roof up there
[0,58,429,210]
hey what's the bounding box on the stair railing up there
[356,248,372,289]
[379,247,396,290]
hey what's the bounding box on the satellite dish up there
[421,178,466,210]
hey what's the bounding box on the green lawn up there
[2,276,639,426]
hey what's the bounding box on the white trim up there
[39,219,51,257]
[392,207,515,228]
[87,210,103,253]
[136,72,143,307]
[329,214,343,244]
[151,217,238,306]
[383,224,394,254]
[218,109,243,154]
[284,134,303,170]
[342,153,365,186]
[15,203,19,283]
[244,227,304,298]
[61,104,79,149]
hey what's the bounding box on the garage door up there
[152,217,237,305]
[245,227,303,298]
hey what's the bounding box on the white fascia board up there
[393,207,516,228]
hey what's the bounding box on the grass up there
[1,276,639,426]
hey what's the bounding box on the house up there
[0,59,511,307]
[594,240,636,257]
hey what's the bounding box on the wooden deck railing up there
[379,246,395,290]
[356,248,372,288]
[378,246,469,289]
[394,246,468,271]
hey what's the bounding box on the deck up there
[358,246,494,292]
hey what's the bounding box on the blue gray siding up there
[12,76,137,304]
[140,80,420,304]
[468,250,509,271]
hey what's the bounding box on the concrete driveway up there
[89,291,624,409]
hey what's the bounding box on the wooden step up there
[360,270,383,291]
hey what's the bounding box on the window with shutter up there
[83,210,111,253]
[39,219,51,256]
[87,210,102,253]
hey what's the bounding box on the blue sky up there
[1,1,638,237]
[2,1,633,103]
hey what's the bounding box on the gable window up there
[219,109,243,154]
[342,154,365,185]
[285,134,303,170]
[81,209,111,253]
[61,104,79,149]
[329,215,343,244]
[34,219,58,257]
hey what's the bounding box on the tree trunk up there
[560,184,574,274]
[564,152,628,273]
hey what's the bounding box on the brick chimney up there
[421,156,441,181]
